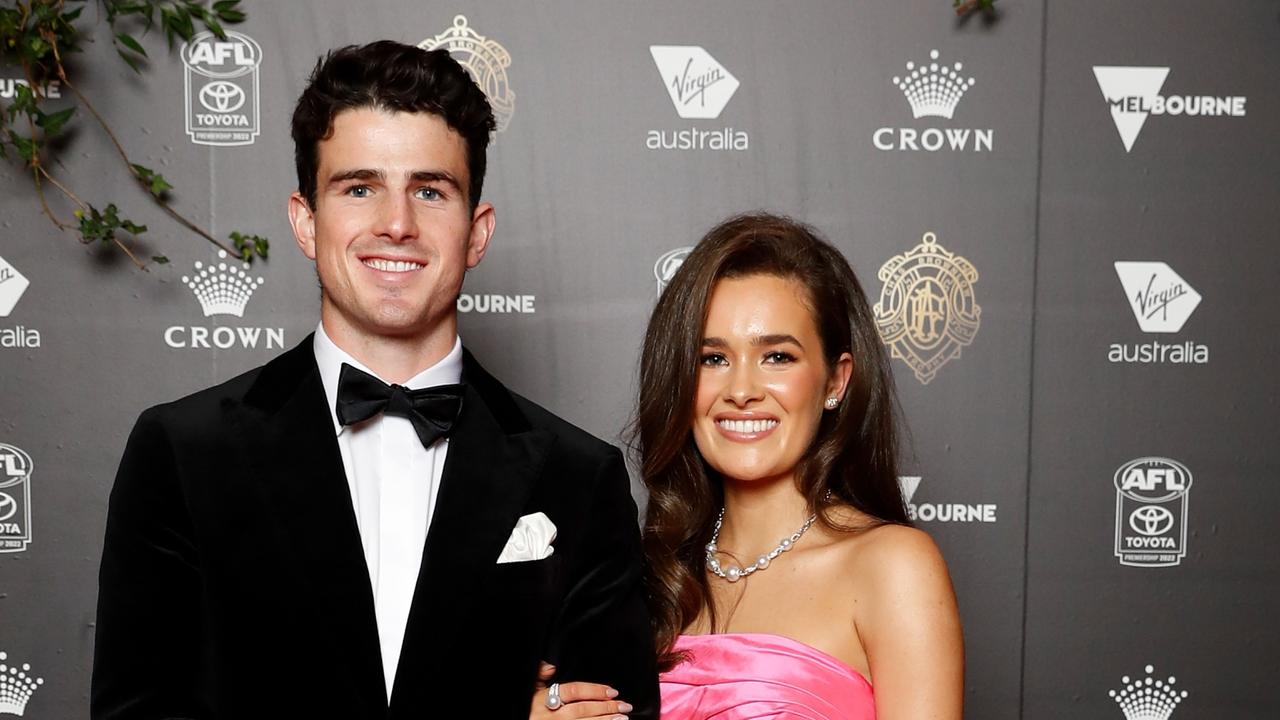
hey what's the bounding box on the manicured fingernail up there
[606,687,619,698]
[612,715,628,720]
[618,702,633,712]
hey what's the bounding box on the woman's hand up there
[530,662,633,720]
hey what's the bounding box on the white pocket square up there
[496,511,557,563]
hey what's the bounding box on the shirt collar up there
[313,322,464,436]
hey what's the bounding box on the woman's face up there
[692,274,852,485]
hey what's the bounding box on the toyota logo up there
[1129,505,1174,536]
[199,81,245,113]
[0,492,15,522]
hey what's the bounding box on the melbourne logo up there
[1114,457,1192,568]
[1093,66,1246,152]
[1108,664,1188,719]
[654,247,693,297]
[0,651,43,716]
[164,251,283,350]
[647,46,747,151]
[0,77,60,100]
[1109,262,1206,364]
[874,232,981,384]
[456,293,535,314]
[181,30,262,146]
[0,444,33,553]
[874,49,992,152]
[0,256,38,349]
[899,476,997,523]
[421,15,514,133]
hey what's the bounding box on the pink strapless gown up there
[659,633,875,720]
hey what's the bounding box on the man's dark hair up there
[291,40,495,210]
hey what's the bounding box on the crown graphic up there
[1109,665,1188,720]
[893,49,976,119]
[0,651,44,716]
[182,250,265,318]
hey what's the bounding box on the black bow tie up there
[335,363,464,448]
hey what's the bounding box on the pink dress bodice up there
[659,633,876,720]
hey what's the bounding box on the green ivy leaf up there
[131,163,174,197]
[115,32,147,57]
[230,231,270,263]
[36,106,75,137]
[6,130,37,163]
[213,0,245,24]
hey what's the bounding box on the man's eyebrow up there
[409,170,462,191]
[325,169,463,192]
[326,168,383,185]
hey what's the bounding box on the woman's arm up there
[856,524,965,720]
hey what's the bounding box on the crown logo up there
[1109,665,1188,720]
[893,49,976,119]
[420,15,515,132]
[182,250,265,318]
[0,651,44,716]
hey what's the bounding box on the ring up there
[545,682,562,711]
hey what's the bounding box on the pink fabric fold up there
[659,633,876,720]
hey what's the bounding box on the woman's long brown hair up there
[628,212,911,670]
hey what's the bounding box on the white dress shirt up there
[313,323,463,700]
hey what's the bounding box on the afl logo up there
[1113,457,1193,568]
[654,247,693,297]
[181,30,262,146]
[0,443,32,553]
[181,31,261,78]
[421,16,515,133]
[874,232,981,384]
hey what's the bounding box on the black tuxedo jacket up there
[91,337,658,719]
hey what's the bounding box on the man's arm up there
[92,408,206,720]
[546,447,659,720]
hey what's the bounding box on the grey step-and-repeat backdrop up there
[1,1,1277,717]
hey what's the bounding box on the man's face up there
[289,107,493,348]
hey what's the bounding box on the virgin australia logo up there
[650,46,738,119]
[1109,262,1206,365]
[647,46,747,151]
[1093,66,1246,152]
[0,256,29,318]
[0,256,38,350]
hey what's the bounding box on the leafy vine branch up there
[0,0,267,270]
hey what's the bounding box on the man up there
[92,41,657,719]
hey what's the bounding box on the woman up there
[532,213,963,719]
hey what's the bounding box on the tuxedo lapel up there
[235,337,386,715]
[389,351,553,708]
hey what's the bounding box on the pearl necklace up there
[705,507,818,583]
